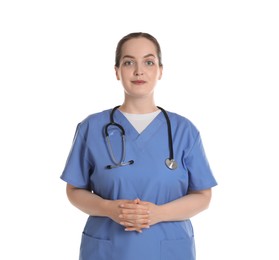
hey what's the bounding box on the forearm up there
[66,184,111,217]
[158,189,212,222]
[66,184,150,232]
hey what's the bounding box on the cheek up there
[119,69,131,79]
[150,65,161,75]
[116,71,126,81]
[150,69,162,80]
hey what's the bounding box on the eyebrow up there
[122,54,156,59]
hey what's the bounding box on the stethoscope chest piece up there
[165,158,178,170]
[105,105,178,170]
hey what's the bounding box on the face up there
[115,37,163,99]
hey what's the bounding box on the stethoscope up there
[104,106,178,170]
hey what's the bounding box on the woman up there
[61,32,217,260]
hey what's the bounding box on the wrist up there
[101,199,114,218]
[157,204,169,222]
[153,204,167,223]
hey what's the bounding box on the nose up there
[135,71,143,76]
[134,64,143,76]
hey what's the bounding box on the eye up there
[123,60,135,66]
[145,60,155,66]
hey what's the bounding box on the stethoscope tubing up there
[104,106,177,170]
[157,106,174,161]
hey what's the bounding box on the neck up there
[119,98,158,114]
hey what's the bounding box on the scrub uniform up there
[61,108,217,260]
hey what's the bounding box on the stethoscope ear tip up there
[106,160,134,169]
[105,106,177,170]
[129,160,134,165]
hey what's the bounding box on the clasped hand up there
[111,198,160,233]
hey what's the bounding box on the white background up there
[0,0,278,259]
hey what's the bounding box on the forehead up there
[121,37,157,58]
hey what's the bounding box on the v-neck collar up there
[113,109,166,148]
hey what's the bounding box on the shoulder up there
[166,110,200,140]
[167,110,198,130]
[75,109,111,135]
[82,109,110,123]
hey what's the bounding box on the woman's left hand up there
[136,200,162,226]
[119,199,162,232]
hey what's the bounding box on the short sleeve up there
[60,124,93,189]
[184,133,217,191]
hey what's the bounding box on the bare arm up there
[159,189,212,221]
[65,184,150,231]
[66,184,212,232]
[66,184,111,217]
[121,189,212,230]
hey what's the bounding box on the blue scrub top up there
[61,109,217,260]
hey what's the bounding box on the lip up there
[131,80,146,84]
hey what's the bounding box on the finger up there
[119,214,150,221]
[124,227,143,233]
[120,203,149,210]
[120,218,151,227]
[121,221,150,229]
[133,198,141,204]
[120,208,150,215]
[137,201,149,205]
[124,223,150,230]
[120,216,151,225]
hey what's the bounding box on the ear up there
[115,66,120,80]
[158,65,163,80]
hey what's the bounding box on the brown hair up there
[115,32,163,68]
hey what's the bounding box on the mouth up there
[131,80,146,85]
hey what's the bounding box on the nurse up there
[61,32,217,260]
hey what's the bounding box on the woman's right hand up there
[107,199,151,233]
